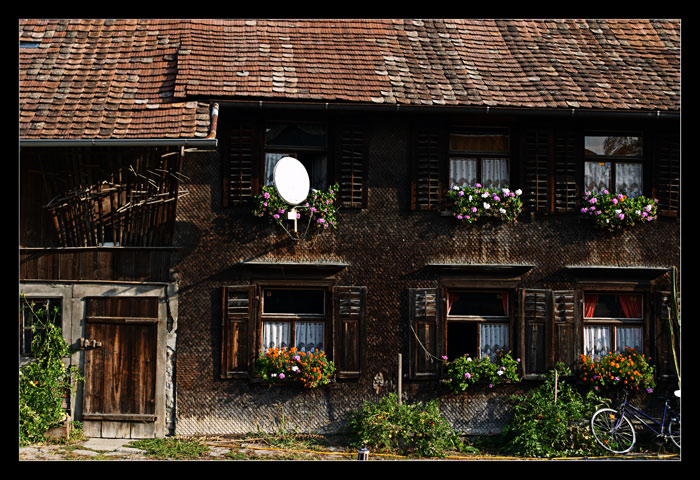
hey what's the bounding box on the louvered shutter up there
[553,131,579,213]
[221,286,256,378]
[412,127,443,211]
[333,286,366,379]
[223,123,259,207]
[519,289,550,377]
[654,132,680,216]
[522,130,552,214]
[552,290,580,368]
[336,125,368,209]
[408,288,441,378]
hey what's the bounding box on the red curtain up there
[584,294,597,318]
[501,292,508,316]
[619,294,643,319]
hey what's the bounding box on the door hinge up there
[79,337,103,350]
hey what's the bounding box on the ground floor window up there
[583,293,644,358]
[445,290,510,361]
[261,287,328,352]
[19,297,62,357]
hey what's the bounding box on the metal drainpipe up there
[206,103,220,139]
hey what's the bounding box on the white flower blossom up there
[499,208,506,214]
[515,189,522,196]
[483,202,491,209]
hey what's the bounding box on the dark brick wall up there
[172,111,679,435]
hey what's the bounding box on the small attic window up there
[20,41,40,48]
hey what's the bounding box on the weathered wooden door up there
[82,297,159,438]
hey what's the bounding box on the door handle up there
[79,337,103,350]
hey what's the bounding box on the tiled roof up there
[19,19,680,140]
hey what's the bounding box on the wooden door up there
[82,297,159,438]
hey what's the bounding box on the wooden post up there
[398,353,402,405]
[554,368,558,404]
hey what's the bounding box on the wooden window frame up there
[582,291,648,356]
[19,296,63,357]
[448,128,512,190]
[583,133,644,197]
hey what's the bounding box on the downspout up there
[206,103,220,140]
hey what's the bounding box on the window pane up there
[449,133,509,153]
[584,161,611,193]
[448,292,508,317]
[20,298,61,356]
[615,163,643,197]
[584,325,611,359]
[295,322,324,352]
[264,153,289,186]
[617,326,643,353]
[584,294,643,319]
[449,157,477,188]
[585,136,642,157]
[262,289,325,315]
[481,158,509,189]
[481,323,509,362]
[265,122,326,148]
[262,322,290,350]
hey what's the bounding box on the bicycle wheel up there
[668,416,680,449]
[590,408,636,454]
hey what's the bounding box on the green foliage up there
[348,393,460,458]
[500,364,607,458]
[128,437,209,459]
[19,297,82,446]
[579,348,656,393]
[581,190,658,231]
[252,183,339,235]
[445,185,523,224]
[442,351,520,393]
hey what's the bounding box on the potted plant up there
[441,351,520,393]
[580,190,658,231]
[445,185,523,224]
[579,347,656,393]
[255,347,336,389]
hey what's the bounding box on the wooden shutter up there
[654,291,680,381]
[333,286,366,379]
[519,289,550,377]
[412,127,443,211]
[223,123,259,207]
[522,130,552,214]
[335,125,368,209]
[553,131,579,213]
[654,132,680,216]
[221,286,255,378]
[552,290,580,367]
[408,288,441,378]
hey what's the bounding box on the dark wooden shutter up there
[552,290,580,367]
[522,130,552,214]
[335,125,368,209]
[654,132,680,216]
[412,127,443,211]
[408,288,441,378]
[221,286,255,378]
[654,291,680,381]
[333,286,366,379]
[519,289,550,377]
[223,123,259,207]
[553,131,579,213]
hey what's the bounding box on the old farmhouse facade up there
[19,19,680,438]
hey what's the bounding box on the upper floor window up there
[264,122,329,191]
[448,129,510,189]
[584,135,643,197]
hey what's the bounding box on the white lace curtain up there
[449,157,508,189]
[481,323,509,362]
[583,325,643,358]
[262,322,325,352]
[584,161,642,197]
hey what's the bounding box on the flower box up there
[445,185,523,224]
[580,190,658,231]
[255,347,336,389]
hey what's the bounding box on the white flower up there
[499,208,506,214]
[481,192,490,198]
[453,185,460,190]
[291,366,299,372]
[515,189,522,196]
[615,209,622,214]
[468,195,473,201]
[271,373,277,377]
[502,187,510,195]
[483,203,491,209]
[497,370,504,376]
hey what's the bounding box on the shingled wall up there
[172,110,679,436]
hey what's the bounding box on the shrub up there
[255,347,335,389]
[19,298,82,445]
[500,364,606,458]
[441,351,520,393]
[579,347,656,393]
[348,393,460,458]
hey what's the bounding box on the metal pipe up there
[19,137,218,148]
[206,103,220,139]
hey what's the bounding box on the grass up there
[127,437,210,460]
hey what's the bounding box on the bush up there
[348,393,460,458]
[19,298,82,445]
[500,364,606,458]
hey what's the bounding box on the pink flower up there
[263,192,270,199]
[464,373,471,379]
[273,214,280,219]
[279,373,285,379]
[458,190,464,197]
[318,218,325,224]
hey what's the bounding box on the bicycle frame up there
[618,396,677,438]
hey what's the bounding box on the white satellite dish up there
[273,156,310,206]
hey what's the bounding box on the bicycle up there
[590,389,680,454]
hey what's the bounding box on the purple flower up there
[581,207,588,213]
[471,207,477,213]
[318,218,325,224]
[273,214,280,219]
[475,183,481,188]
[278,208,285,214]
[458,190,464,197]
[263,202,268,207]
[488,384,493,388]
[293,355,300,361]
[603,189,609,194]
[612,198,618,205]
[441,355,448,360]
[457,214,463,220]
[263,192,270,199]
[618,213,625,220]
[279,373,285,379]
[646,387,653,394]
[310,207,317,212]
[464,373,471,379]
[589,198,597,204]
[493,194,500,202]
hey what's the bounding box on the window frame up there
[448,127,512,190]
[19,296,63,357]
[442,286,515,362]
[582,291,647,358]
[583,133,644,197]
[256,281,333,356]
